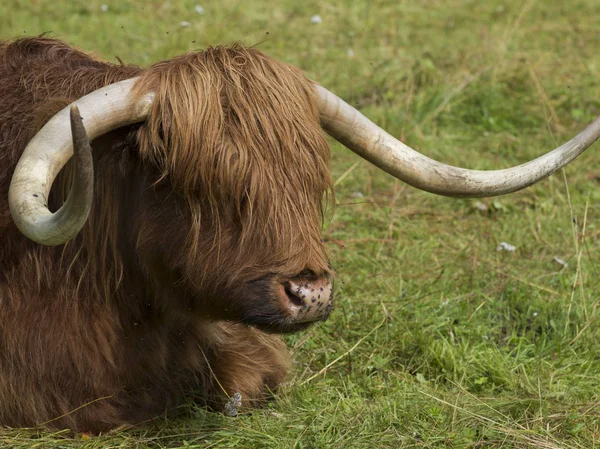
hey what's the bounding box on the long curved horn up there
[11,77,600,246]
[8,77,152,245]
[317,85,600,197]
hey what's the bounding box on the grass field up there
[2,0,600,447]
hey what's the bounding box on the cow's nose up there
[280,275,333,323]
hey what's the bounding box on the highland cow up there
[1,37,599,433]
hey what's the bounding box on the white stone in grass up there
[553,257,568,268]
[224,392,242,417]
[194,4,205,15]
[474,201,488,211]
[347,48,355,58]
[496,242,516,252]
[100,4,108,12]
[311,15,322,24]
[180,21,191,27]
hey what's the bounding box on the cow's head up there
[8,44,600,333]
[129,46,335,332]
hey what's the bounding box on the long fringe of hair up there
[131,44,332,284]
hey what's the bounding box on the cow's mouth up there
[252,320,315,335]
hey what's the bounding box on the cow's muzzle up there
[279,274,333,323]
[237,271,334,333]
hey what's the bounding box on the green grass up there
[2,0,600,447]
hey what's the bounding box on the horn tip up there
[70,104,81,121]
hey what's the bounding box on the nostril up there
[283,282,305,308]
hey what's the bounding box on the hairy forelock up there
[132,44,332,280]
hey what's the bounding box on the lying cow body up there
[1,37,599,432]
[0,38,332,432]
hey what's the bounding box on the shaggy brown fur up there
[0,37,333,432]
